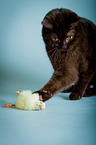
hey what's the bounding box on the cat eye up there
[52,37,59,42]
[67,35,74,41]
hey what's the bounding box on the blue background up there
[0,0,96,145]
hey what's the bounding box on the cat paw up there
[33,90,52,102]
[69,92,82,100]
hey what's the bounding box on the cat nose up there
[62,45,67,49]
[55,43,59,47]
[62,41,67,49]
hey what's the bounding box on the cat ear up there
[41,19,53,29]
[71,20,80,28]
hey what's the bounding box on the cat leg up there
[69,70,95,100]
[84,88,96,97]
[34,69,78,101]
[83,73,96,97]
[61,85,74,93]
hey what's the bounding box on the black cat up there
[34,8,96,101]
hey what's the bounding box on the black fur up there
[34,8,96,101]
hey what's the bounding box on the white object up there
[16,90,45,111]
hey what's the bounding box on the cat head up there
[42,8,81,54]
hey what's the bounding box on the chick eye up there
[52,37,59,42]
[67,35,74,40]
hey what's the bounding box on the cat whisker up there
[58,51,62,60]
[50,49,57,61]
[48,48,55,54]
[53,50,61,65]
[56,51,61,61]
[56,51,59,60]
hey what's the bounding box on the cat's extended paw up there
[69,92,82,100]
[33,90,52,102]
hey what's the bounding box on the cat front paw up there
[69,92,82,100]
[33,90,52,102]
